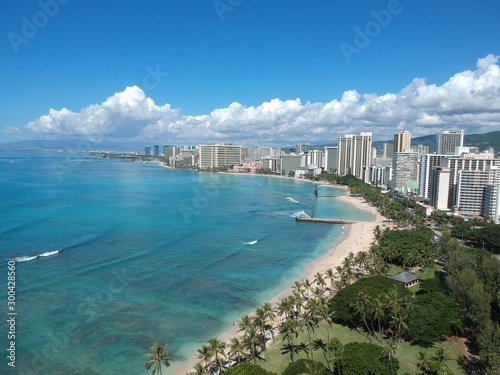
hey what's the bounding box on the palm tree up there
[237,314,253,335]
[351,291,372,336]
[292,280,305,299]
[280,318,301,362]
[317,298,334,362]
[384,289,402,318]
[303,278,313,299]
[261,302,276,339]
[243,326,262,365]
[381,337,398,375]
[314,272,326,294]
[374,225,382,243]
[291,292,305,317]
[189,362,206,375]
[324,268,336,293]
[228,337,246,364]
[302,308,319,361]
[391,310,409,346]
[144,342,175,375]
[432,347,451,374]
[196,344,212,372]
[328,337,344,375]
[372,297,386,333]
[207,337,226,373]
[312,339,329,368]
[417,351,433,374]
[253,307,268,358]
[277,296,294,321]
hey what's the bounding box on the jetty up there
[295,214,356,224]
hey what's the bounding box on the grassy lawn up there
[257,321,464,374]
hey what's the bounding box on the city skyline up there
[1,1,500,146]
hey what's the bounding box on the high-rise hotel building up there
[392,152,420,193]
[199,143,242,169]
[419,154,448,198]
[446,152,500,208]
[337,132,372,179]
[437,130,464,155]
[456,166,500,216]
[394,130,412,153]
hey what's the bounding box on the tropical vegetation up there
[145,173,500,374]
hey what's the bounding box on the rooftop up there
[390,271,419,284]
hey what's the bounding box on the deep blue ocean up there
[0,151,371,375]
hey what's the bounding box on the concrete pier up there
[295,216,357,224]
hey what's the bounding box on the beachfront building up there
[145,146,151,155]
[173,149,197,168]
[456,166,500,217]
[163,145,178,165]
[429,166,451,211]
[337,132,373,179]
[483,183,500,224]
[437,130,464,155]
[306,149,324,169]
[369,157,393,187]
[394,130,412,153]
[198,143,242,169]
[153,145,160,156]
[258,147,281,159]
[419,154,448,198]
[447,152,500,208]
[324,146,338,173]
[261,156,280,174]
[391,152,420,194]
[280,155,304,175]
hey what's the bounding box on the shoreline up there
[172,191,384,375]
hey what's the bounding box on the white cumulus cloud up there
[9,54,500,145]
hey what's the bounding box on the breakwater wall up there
[295,217,357,224]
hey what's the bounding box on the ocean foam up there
[244,240,258,245]
[12,250,60,262]
[13,256,37,262]
[290,210,306,218]
[39,250,60,257]
[286,197,299,203]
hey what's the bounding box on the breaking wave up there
[11,250,60,263]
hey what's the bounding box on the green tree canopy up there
[377,228,438,268]
[341,342,399,375]
[282,358,329,375]
[407,292,461,346]
[223,362,277,375]
[329,276,411,328]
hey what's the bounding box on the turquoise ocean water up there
[0,152,372,375]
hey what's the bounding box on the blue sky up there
[1,0,499,146]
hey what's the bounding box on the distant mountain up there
[2,130,500,154]
[0,139,147,152]
[464,130,500,152]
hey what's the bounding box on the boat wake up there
[11,250,60,263]
[243,240,258,245]
[286,197,299,203]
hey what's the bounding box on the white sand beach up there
[172,188,385,375]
